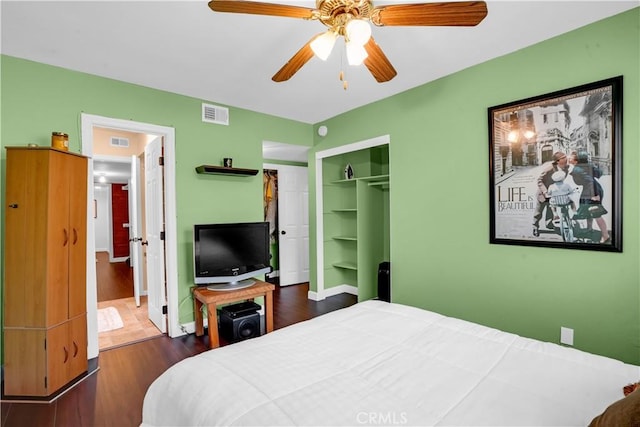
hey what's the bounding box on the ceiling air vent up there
[110,136,130,148]
[202,103,229,126]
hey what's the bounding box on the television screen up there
[193,222,271,290]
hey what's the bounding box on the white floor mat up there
[97,306,124,333]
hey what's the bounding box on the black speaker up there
[219,302,261,343]
[377,261,391,302]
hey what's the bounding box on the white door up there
[145,137,167,332]
[276,165,309,286]
[129,155,143,307]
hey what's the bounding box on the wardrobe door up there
[46,322,70,394]
[3,329,47,396]
[46,150,71,326]
[4,149,29,328]
[68,314,88,379]
[68,153,88,318]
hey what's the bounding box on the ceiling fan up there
[208,0,488,84]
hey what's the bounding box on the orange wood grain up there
[192,280,275,349]
[3,147,89,397]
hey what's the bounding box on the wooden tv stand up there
[192,279,275,349]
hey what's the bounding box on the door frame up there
[313,134,390,301]
[81,113,180,359]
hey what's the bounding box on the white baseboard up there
[180,321,198,335]
[308,284,357,301]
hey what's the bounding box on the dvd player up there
[219,301,261,318]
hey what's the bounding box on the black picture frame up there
[488,76,622,252]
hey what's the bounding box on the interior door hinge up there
[45,376,48,389]
[160,231,165,241]
[162,305,168,315]
[159,156,164,166]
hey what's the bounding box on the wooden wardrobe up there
[3,147,88,397]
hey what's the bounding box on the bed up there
[141,300,639,426]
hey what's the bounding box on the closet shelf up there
[333,236,357,241]
[331,174,389,185]
[195,165,259,176]
[332,262,358,271]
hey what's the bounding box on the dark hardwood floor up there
[96,251,134,302]
[1,283,357,427]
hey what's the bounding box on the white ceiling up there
[93,156,133,184]
[263,140,310,162]
[1,1,637,124]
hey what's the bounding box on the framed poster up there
[488,76,622,252]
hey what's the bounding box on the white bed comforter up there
[142,300,639,426]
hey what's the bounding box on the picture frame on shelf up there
[488,76,622,252]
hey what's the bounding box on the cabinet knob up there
[8,203,18,208]
[281,230,287,235]
[141,240,149,246]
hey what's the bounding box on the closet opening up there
[264,169,279,284]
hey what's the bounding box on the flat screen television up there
[193,221,271,291]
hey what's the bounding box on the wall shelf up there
[195,165,259,176]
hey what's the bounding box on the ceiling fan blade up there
[272,35,319,82]
[373,1,487,27]
[208,0,316,19]
[363,37,397,83]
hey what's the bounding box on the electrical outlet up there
[560,327,574,346]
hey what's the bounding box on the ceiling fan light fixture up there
[310,30,337,61]
[345,18,371,46]
[208,0,488,83]
[346,41,368,66]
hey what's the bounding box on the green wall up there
[1,8,639,366]
[0,56,312,344]
[309,8,640,364]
